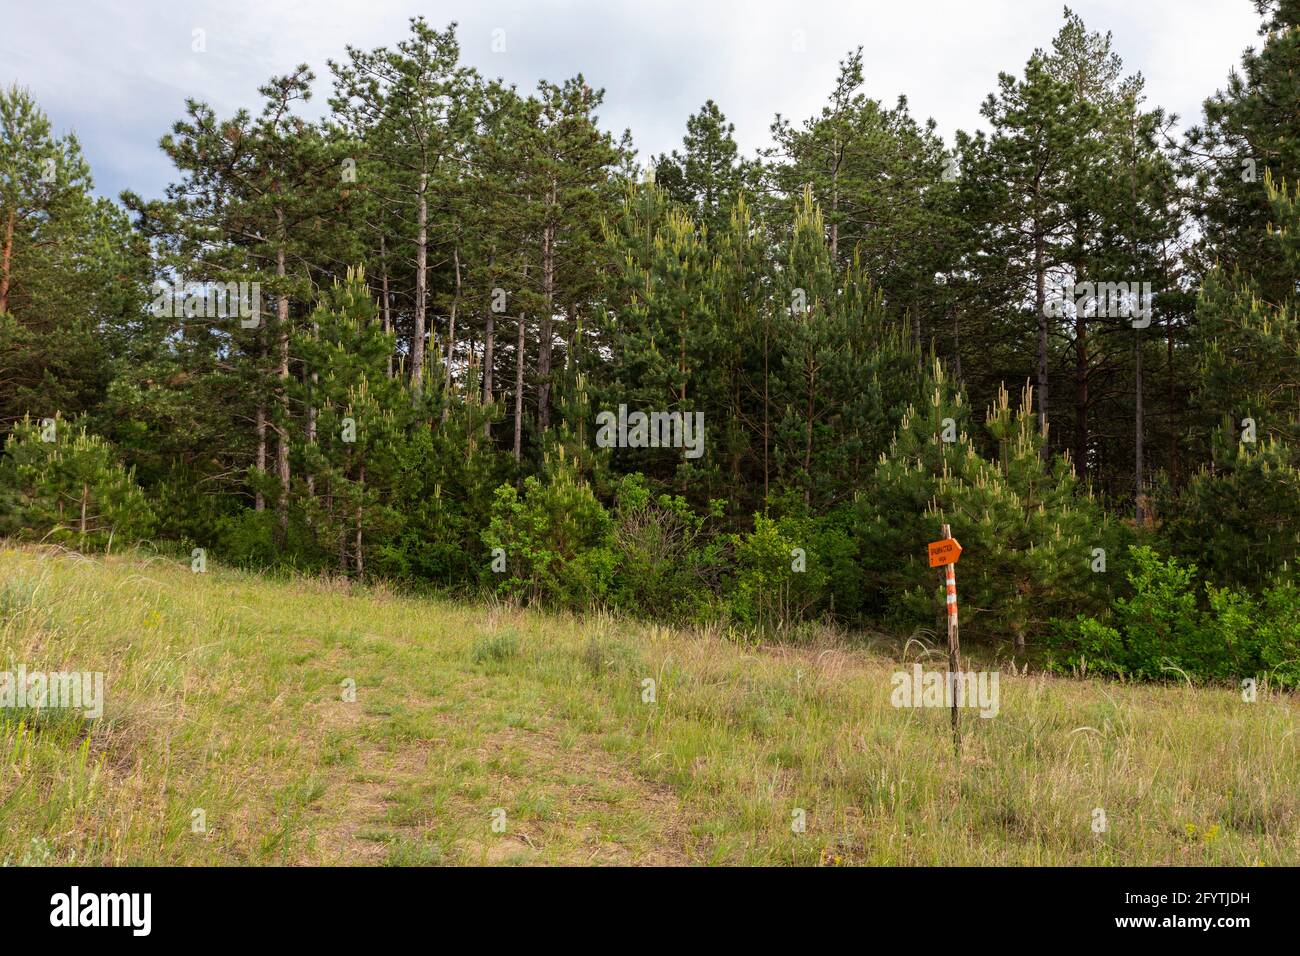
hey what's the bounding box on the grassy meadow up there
[0,543,1296,866]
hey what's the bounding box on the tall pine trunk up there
[1165,253,1178,489]
[275,232,290,536]
[1073,253,1088,476]
[1130,131,1147,524]
[255,400,266,511]
[0,208,15,315]
[537,195,556,432]
[830,148,839,262]
[380,232,393,379]
[442,246,460,423]
[254,314,267,511]
[1033,200,1049,458]
[1135,323,1145,523]
[763,307,770,508]
[483,272,495,440]
[355,463,365,579]
[513,265,528,462]
[307,315,317,498]
[803,364,815,508]
[412,171,428,398]
[952,308,963,384]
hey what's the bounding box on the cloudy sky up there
[1,0,1264,202]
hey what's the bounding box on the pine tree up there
[1185,0,1300,302]
[0,86,148,432]
[597,183,711,492]
[0,414,155,550]
[518,77,624,437]
[769,189,917,511]
[957,44,1090,453]
[293,270,412,576]
[654,99,754,231]
[1162,173,1300,586]
[122,67,345,531]
[329,18,479,398]
[858,360,1115,646]
[765,47,952,327]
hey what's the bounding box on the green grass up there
[1,543,1297,866]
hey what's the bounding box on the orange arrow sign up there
[927,538,963,568]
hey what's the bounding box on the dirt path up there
[304,676,690,866]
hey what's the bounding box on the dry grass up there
[1,543,1296,865]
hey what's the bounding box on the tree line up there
[1,4,1297,682]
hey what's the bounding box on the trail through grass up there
[1,545,1296,865]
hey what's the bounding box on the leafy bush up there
[798,507,863,619]
[608,472,726,618]
[1050,546,1300,686]
[211,508,324,571]
[727,513,831,633]
[1251,581,1300,683]
[481,466,615,609]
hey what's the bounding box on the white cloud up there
[0,0,1262,200]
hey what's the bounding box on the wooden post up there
[941,523,960,751]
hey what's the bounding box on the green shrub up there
[1115,545,1218,679]
[800,507,863,619]
[0,414,154,550]
[481,466,615,609]
[608,472,726,618]
[1253,581,1300,683]
[1158,435,1300,590]
[1050,546,1300,686]
[727,513,832,634]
